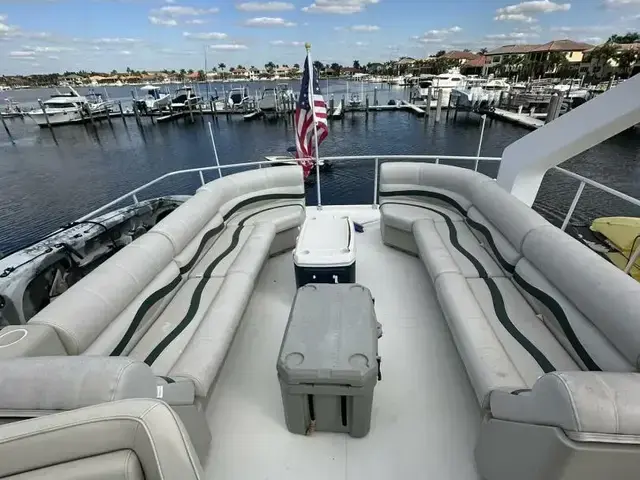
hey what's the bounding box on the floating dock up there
[489,108,545,130]
[399,100,425,116]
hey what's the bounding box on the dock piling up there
[426,88,432,117]
[38,99,52,129]
[198,102,204,122]
[446,95,452,121]
[1,114,14,144]
[374,87,378,106]
[435,89,443,123]
[117,101,126,123]
[187,99,195,123]
[365,95,369,117]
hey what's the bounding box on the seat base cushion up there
[226,204,304,233]
[414,219,504,279]
[467,277,579,388]
[381,200,465,233]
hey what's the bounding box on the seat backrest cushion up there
[0,399,202,479]
[466,207,520,273]
[198,166,304,222]
[0,357,156,413]
[2,450,143,480]
[518,225,640,371]
[151,189,223,255]
[30,233,175,355]
[470,178,549,255]
[379,163,491,214]
[83,261,183,357]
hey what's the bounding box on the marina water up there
[1,81,639,255]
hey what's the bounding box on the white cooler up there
[293,215,356,288]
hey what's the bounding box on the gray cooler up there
[277,283,380,438]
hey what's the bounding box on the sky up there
[1,0,639,74]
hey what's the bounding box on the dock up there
[243,111,263,121]
[329,101,343,118]
[399,100,425,117]
[489,108,545,130]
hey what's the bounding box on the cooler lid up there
[293,216,356,268]
[277,284,378,387]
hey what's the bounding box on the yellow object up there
[591,217,640,281]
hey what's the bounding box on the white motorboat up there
[388,76,404,85]
[135,85,171,111]
[27,87,113,127]
[277,83,296,103]
[227,86,250,110]
[0,85,11,92]
[399,75,414,87]
[413,72,467,108]
[258,88,278,112]
[349,93,362,107]
[451,78,511,111]
[1,98,24,119]
[170,86,201,110]
[0,75,639,480]
[265,147,331,172]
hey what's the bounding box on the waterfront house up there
[486,39,593,77]
[580,42,640,80]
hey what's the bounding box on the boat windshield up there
[418,81,432,88]
[44,102,77,108]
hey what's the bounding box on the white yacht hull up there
[144,95,171,111]
[414,88,453,108]
[28,107,111,127]
[451,87,504,110]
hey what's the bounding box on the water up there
[1,81,639,255]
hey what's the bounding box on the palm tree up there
[293,63,300,69]
[615,48,639,78]
[478,48,488,55]
[187,69,194,75]
[265,61,276,72]
[353,60,361,70]
[179,68,186,81]
[218,63,226,71]
[197,69,205,81]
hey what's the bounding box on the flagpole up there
[306,42,322,209]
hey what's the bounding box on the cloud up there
[149,16,178,26]
[495,13,537,22]
[269,40,304,46]
[183,31,228,40]
[413,26,462,43]
[119,50,132,55]
[236,2,295,11]
[47,55,59,59]
[151,6,219,16]
[603,0,640,7]
[24,45,76,52]
[208,43,248,50]
[9,51,35,57]
[496,1,571,15]
[582,36,604,43]
[91,37,141,44]
[302,0,379,14]
[244,16,296,26]
[484,31,539,40]
[355,41,368,46]
[185,19,208,24]
[550,25,614,33]
[350,24,379,31]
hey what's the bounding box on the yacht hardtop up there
[0,74,639,480]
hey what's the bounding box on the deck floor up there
[203,207,481,480]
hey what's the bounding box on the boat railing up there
[75,155,640,274]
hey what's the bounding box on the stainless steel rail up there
[75,155,640,276]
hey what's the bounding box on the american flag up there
[295,56,328,178]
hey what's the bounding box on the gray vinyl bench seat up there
[380,162,640,480]
[0,166,306,462]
